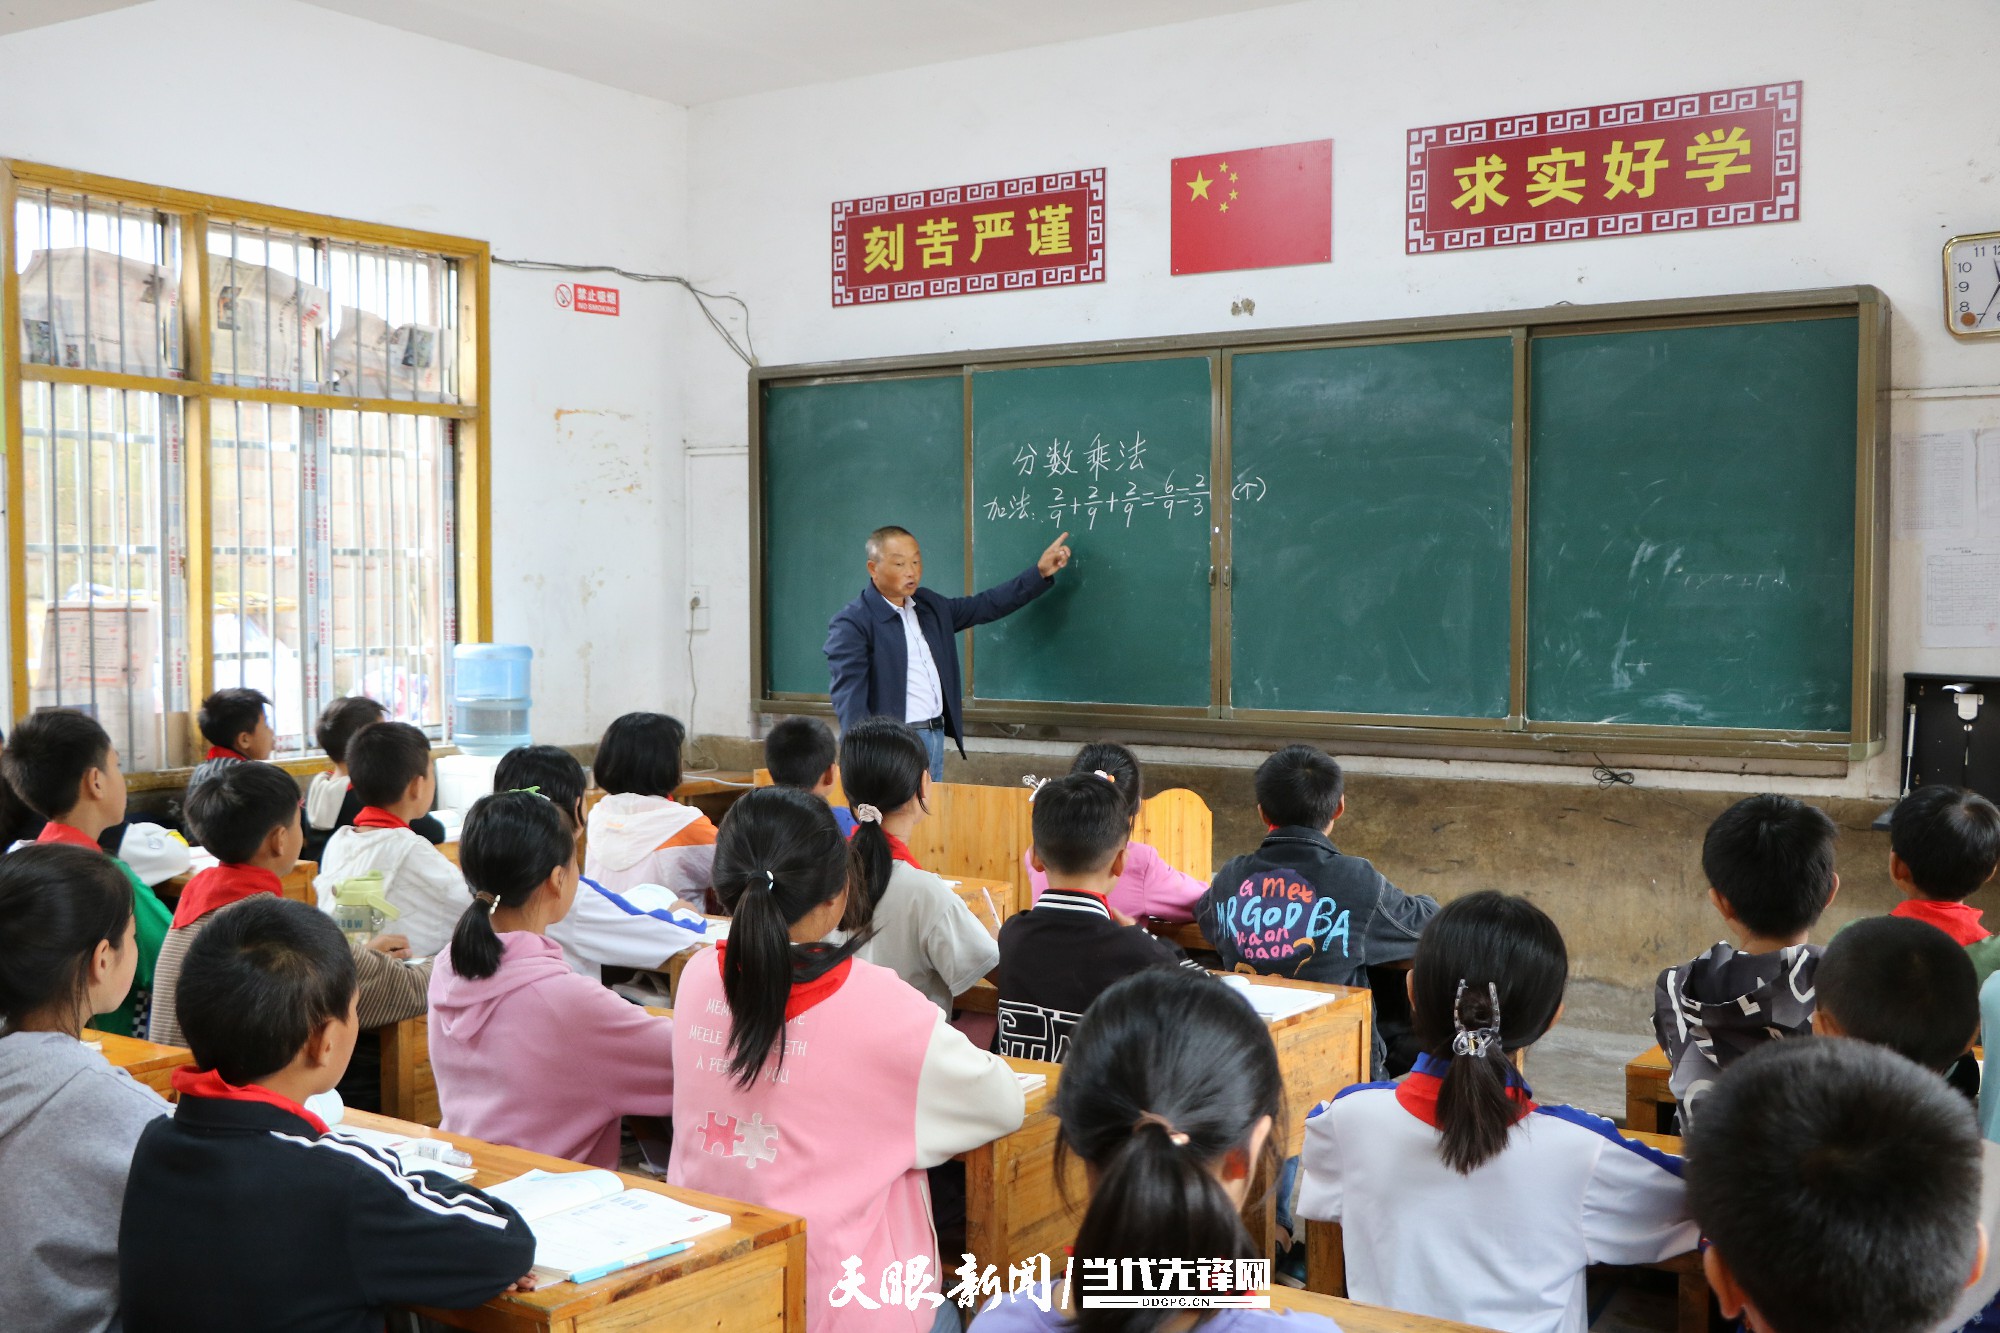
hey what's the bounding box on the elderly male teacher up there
[826,525,1073,780]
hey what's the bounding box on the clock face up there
[1947,234,2000,335]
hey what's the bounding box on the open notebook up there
[484,1168,732,1284]
[1218,973,1341,1021]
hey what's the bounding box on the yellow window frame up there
[1,159,492,772]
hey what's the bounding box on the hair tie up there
[1091,769,1115,784]
[1131,1111,1189,1147]
[1022,775,1051,802]
[473,889,500,916]
[1450,979,1503,1059]
[763,869,778,893]
[853,803,883,825]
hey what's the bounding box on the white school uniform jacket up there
[584,793,717,907]
[546,878,711,981]
[1297,1053,1696,1333]
[316,824,467,958]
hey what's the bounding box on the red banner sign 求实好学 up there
[1407,82,1799,255]
[832,169,1105,307]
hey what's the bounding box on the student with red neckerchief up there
[839,717,998,1015]
[314,721,465,957]
[186,687,276,796]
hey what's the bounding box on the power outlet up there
[688,585,711,632]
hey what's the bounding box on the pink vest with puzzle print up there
[668,947,942,1333]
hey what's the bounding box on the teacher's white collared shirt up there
[879,590,944,724]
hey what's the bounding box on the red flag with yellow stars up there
[1170,140,1332,276]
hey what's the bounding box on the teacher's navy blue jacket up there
[825,565,1051,754]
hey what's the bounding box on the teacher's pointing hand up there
[1038,530,1073,578]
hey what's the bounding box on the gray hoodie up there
[0,1031,170,1333]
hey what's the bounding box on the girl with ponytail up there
[669,786,1024,1333]
[1296,892,1694,1333]
[428,790,674,1167]
[840,717,999,1013]
[978,967,1328,1333]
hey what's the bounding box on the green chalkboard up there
[968,358,1214,707]
[1229,338,1515,718]
[1527,316,1859,731]
[760,375,965,695]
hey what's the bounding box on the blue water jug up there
[453,643,532,757]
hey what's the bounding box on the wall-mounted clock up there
[1946,230,2000,336]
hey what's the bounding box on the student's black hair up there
[198,687,271,751]
[1687,1038,1982,1333]
[763,716,839,791]
[1817,916,1979,1074]
[1032,772,1130,876]
[1891,784,2000,902]
[593,711,686,800]
[1069,741,1143,820]
[1700,794,1839,937]
[177,895,357,1085]
[865,525,915,562]
[1410,890,1568,1174]
[0,731,46,846]
[492,745,588,828]
[448,791,576,982]
[839,716,929,914]
[1253,744,1345,831]
[1056,969,1284,1333]
[313,695,387,764]
[184,761,303,865]
[0,708,112,820]
[345,720,432,808]
[711,786,867,1087]
[0,844,134,1035]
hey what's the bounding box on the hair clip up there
[1022,775,1051,803]
[1091,769,1116,784]
[473,889,500,916]
[852,803,883,824]
[506,786,549,801]
[763,869,778,892]
[1131,1111,1189,1146]
[1450,979,1503,1060]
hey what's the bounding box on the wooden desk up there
[337,1109,806,1333]
[1626,1044,1673,1132]
[157,858,317,906]
[1147,918,1213,954]
[1272,1288,1501,1332]
[380,1015,440,1127]
[949,875,1014,931]
[961,1058,1080,1274]
[84,1028,194,1100]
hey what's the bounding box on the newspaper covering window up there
[18,247,178,377]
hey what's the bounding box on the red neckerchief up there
[353,806,409,831]
[205,745,248,763]
[1892,897,1991,945]
[1396,1052,1536,1129]
[714,941,854,1020]
[35,821,98,849]
[171,1066,329,1134]
[843,826,924,869]
[172,863,283,930]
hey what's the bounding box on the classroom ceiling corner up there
[296,0,1313,105]
[0,0,148,38]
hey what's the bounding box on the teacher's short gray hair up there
[865,525,916,563]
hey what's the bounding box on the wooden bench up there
[85,1028,195,1100]
[1626,1043,1675,1133]
[339,1107,806,1333]
[379,1014,440,1127]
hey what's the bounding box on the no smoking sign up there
[554,281,619,316]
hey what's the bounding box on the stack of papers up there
[333,1124,476,1183]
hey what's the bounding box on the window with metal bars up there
[6,169,481,769]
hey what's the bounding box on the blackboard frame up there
[750,286,1889,766]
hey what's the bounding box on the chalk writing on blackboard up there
[982,470,1267,530]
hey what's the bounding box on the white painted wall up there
[0,0,693,750]
[683,0,2000,798]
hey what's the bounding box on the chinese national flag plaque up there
[1170,140,1332,276]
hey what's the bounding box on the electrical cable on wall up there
[493,256,758,366]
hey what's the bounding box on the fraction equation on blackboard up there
[983,431,1266,529]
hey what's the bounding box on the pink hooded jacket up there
[427,932,674,1167]
[1025,839,1206,923]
